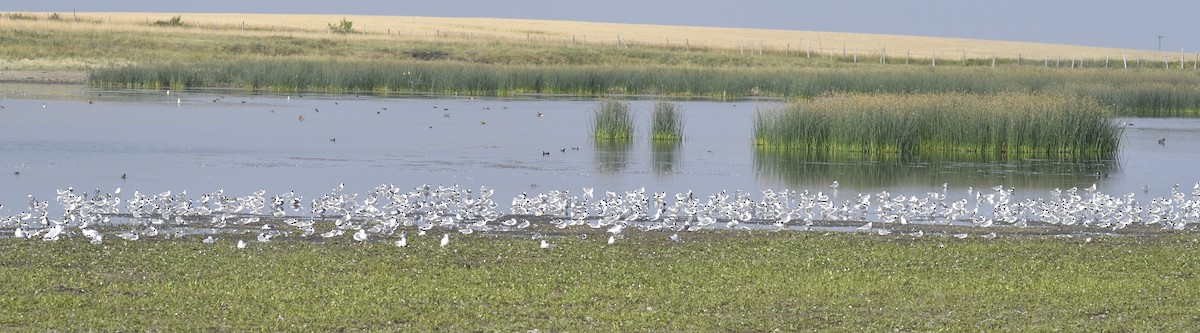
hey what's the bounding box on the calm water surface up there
[2,83,1197,212]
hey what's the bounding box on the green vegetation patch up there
[84,59,1200,115]
[1,232,1198,331]
[651,101,684,141]
[591,99,634,140]
[755,92,1123,157]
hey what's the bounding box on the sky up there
[6,1,1197,51]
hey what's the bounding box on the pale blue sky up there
[6,1,1196,51]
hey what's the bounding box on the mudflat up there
[0,70,87,84]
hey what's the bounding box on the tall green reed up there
[754,92,1123,158]
[650,101,684,141]
[590,100,633,141]
[88,59,1200,115]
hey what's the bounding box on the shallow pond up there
[1,83,1198,212]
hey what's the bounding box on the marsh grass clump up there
[4,13,39,21]
[754,92,1123,158]
[328,18,355,34]
[591,100,634,141]
[650,101,684,141]
[152,16,184,27]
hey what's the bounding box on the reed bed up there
[87,59,1200,115]
[590,100,634,141]
[754,92,1123,157]
[650,101,684,141]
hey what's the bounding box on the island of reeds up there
[650,101,683,141]
[590,100,633,141]
[754,92,1123,157]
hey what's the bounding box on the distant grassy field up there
[0,11,1184,70]
[2,231,1198,331]
[6,11,1171,60]
[4,11,1199,114]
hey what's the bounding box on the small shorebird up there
[395,232,408,247]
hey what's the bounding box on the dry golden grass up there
[9,11,1175,61]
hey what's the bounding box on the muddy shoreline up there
[0,71,87,84]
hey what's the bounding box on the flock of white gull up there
[2,181,1199,246]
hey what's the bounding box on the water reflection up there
[651,140,681,176]
[593,139,632,174]
[754,148,1118,190]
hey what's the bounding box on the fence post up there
[1123,54,1128,69]
[881,46,886,64]
[932,51,937,67]
[991,52,996,67]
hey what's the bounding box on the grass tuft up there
[650,101,684,141]
[590,100,634,141]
